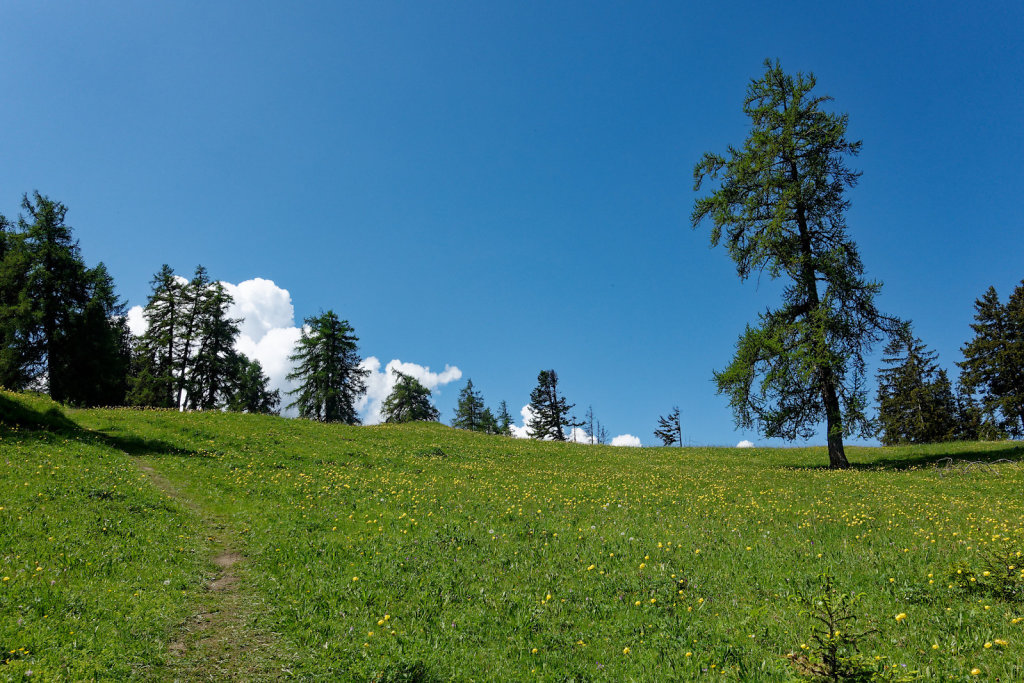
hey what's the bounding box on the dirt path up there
[136,460,280,681]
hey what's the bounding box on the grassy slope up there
[2,389,1023,681]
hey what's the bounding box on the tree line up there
[2,61,1020,456]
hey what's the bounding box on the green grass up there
[2,389,1023,681]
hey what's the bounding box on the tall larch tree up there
[691,60,900,469]
[287,311,369,423]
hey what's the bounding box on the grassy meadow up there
[2,389,1023,681]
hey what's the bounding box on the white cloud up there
[356,358,462,425]
[127,305,147,337]
[126,276,460,422]
[510,404,535,439]
[223,278,295,343]
[611,434,642,447]
[736,440,754,448]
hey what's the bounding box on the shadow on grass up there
[860,444,1024,471]
[778,443,1024,471]
[1,391,200,458]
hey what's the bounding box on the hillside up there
[2,390,1022,681]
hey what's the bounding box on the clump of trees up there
[958,282,1024,438]
[451,378,512,435]
[130,265,279,414]
[0,193,130,406]
[875,331,957,445]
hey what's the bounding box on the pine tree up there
[875,332,957,445]
[496,400,514,437]
[526,369,574,440]
[958,283,1024,437]
[381,370,439,423]
[286,311,369,423]
[692,61,900,468]
[654,406,683,446]
[452,378,486,431]
[172,266,212,409]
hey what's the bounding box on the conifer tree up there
[958,283,1024,437]
[129,265,182,407]
[452,378,486,431]
[19,193,91,401]
[381,370,439,423]
[875,332,957,445]
[692,61,900,468]
[526,369,573,440]
[496,400,514,437]
[287,311,369,423]
[226,356,280,415]
[654,406,683,446]
[186,281,241,410]
[59,264,132,406]
[0,213,32,389]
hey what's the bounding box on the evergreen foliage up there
[875,332,957,445]
[129,265,182,408]
[286,311,369,423]
[958,282,1024,437]
[451,379,487,431]
[381,370,439,423]
[526,369,573,441]
[691,61,900,468]
[654,406,683,446]
[496,400,514,437]
[226,357,280,415]
[0,193,130,405]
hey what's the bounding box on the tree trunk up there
[823,374,850,469]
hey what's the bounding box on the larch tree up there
[287,311,369,423]
[381,370,440,423]
[691,60,900,469]
[526,369,574,441]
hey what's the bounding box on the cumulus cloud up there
[510,405,535,439]
[125,276,461,421]
[223,278,295,342]
[736,440,755,448]
[127,305,147,337]
[611,434,642,447]
[357,357,462,424]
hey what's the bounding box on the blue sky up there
[2,1,1021,445]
